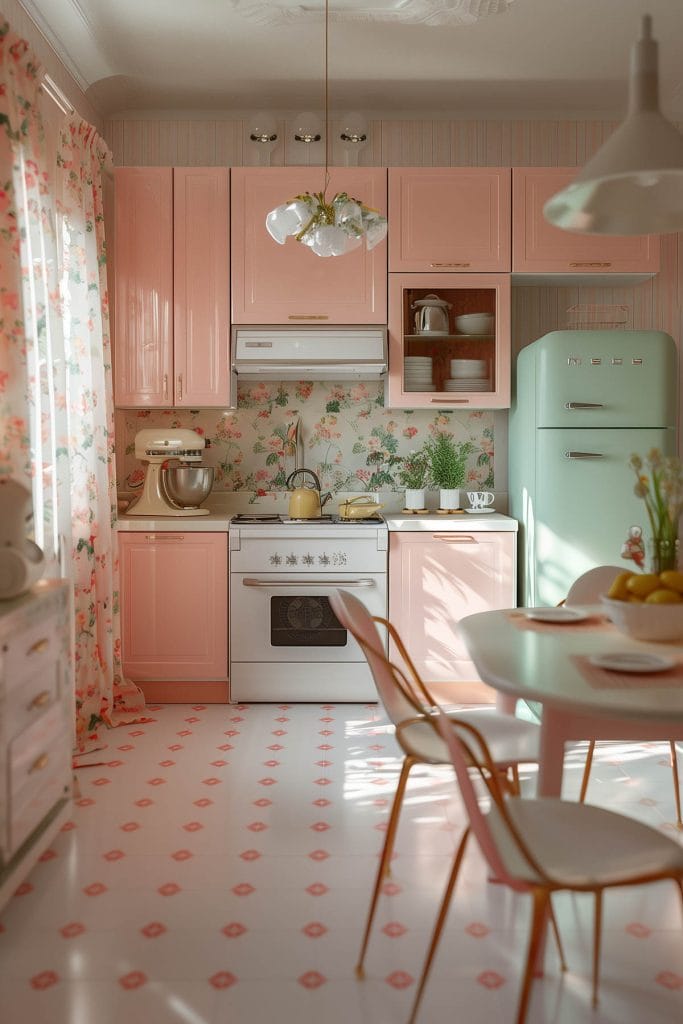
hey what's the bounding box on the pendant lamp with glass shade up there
[265,0,387,258]
[544,15,683,236]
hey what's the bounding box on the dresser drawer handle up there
[29,753,49,774]
[28,638,49,655]
[29,690,52,710]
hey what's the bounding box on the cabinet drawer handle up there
[28,638,49,655]
[177,373,183,401]
[430,262,471,268]
[569,261,612,268]
[29,753,49,774]
[29,690,52,710]
[162,374,169,400]
[433,534,477,542]
[144,534,185,541]
[288,315,330,320]
[430,398,470,404]
[565,451,604,459]
[243,577,374,588]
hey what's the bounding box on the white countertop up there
[116,490,516,532]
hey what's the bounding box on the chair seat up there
[491,797,683,888]
[398,710,539,768]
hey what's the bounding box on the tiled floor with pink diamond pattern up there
[0,702,682,1023]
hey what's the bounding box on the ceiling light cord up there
[323,0,330,197]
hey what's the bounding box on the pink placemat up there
[506,611,615,634]
[571,653,683,690]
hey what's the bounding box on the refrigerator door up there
[534,330,676,428]
[527,427,675,607]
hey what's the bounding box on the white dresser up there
[0,580,73,910]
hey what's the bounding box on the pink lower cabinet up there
[388,530,516,700]
[119,532,228,702]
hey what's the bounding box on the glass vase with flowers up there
[629,449,683,574]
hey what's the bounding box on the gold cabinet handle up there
[569,261,612,268]
[28,638,49,655]
[144,534,185,541]
[177,373,183,401]
[287,315,330,320]
[430,398,470,404]
[430,262,471,268]
[29,753,49,774]
[162,373,169,399]
[29,690,51,710]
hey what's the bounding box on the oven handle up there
[242,577,376,588]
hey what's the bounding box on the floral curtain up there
[0,21,145,752]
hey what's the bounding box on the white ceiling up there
[21,0,683,120]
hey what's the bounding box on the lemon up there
[625,573,661,598]
[659,570,683,594]
[607,571,635,601]
[645,588,683,604]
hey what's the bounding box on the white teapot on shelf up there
[411,293,452,334]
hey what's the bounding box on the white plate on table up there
[465,507,496,515]
[524,607,589,623]
[588,652,676,674]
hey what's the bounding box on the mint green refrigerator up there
[509,330,677,607]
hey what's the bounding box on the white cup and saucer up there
[466,491,495,513]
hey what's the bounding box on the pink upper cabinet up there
[173,168,230,407]
[512,167,660,276]
[114,167,230,408]
[231,167,387,324]
[114,168,173,406]
[388,168,511,273]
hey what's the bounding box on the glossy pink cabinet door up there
[114,168,173,406]
[512,167,660,274]
[119,532,228,681]
[387,272,511,409]
[174,168,230,407]
[388,531,516,685]
[389,168,511,273]
[231,167,387,324]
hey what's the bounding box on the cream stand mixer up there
[127,428,212,517]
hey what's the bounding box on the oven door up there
[230,572,386,664]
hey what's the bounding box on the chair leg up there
[516,887,550,1024]
[510,763,521,795]
[592,890,603,1008]
[669,741,682,829]
[407,827,471,1024]
[579,740,596,803]
[355,755,416,978]
[548,896,567,972]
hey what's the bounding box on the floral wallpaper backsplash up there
[118,381,494,499]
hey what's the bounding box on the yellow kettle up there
[286,469,332,519]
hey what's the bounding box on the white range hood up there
[232,326,387,381]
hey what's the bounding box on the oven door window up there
[270,595,348,647]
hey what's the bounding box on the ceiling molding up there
[19,0,112,89]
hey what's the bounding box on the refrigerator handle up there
[564,402,605,410]
[564,451,604,459]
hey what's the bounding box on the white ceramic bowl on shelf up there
[601,595,683,642]
[454,313,494,336]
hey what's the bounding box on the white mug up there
[467,490,495,509]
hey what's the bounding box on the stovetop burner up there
[230,513,384,526]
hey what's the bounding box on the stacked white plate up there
[404,356,434,392]
[446,357,490,391]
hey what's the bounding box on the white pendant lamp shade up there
[544,15,683,235]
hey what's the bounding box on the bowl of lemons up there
[601,569,683,642]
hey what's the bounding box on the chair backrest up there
[425,710,548,890]
[329,589,423,726]
[565,565,623,605]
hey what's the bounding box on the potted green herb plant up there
[397,449,430,511]
[425,433,473,510]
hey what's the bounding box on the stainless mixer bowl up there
[161,466,214,508]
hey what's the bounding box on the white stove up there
[228,514,388,702]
